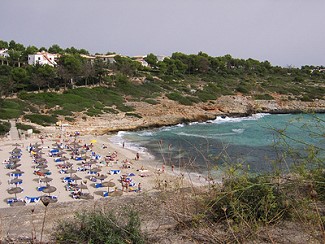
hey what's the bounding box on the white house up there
[95,54,117,64]
[28,51,57,66]
[0,49,9,58]
[133,55,149,67]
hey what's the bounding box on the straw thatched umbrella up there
[8,158,20,163]
[35,157,47,163]
[12,143,21,147]
[35,164,48,169]
[8,169,24,175]
[11,148,21,154]
[7,187,23,198]
[109,190,123,197]
[37,168,50,174]
[40,195,58,203]
[59,156,69,161]
[42,185,57,195]
[96,175,107,182]
[8,163,22,169]
[56,151,66,156]
[90,168,101,173]
[40,177,53,183]
[9,178,22,186]
[79,194,94,200]
[65,168,77,176]
[102,181,116,193]
[70,174,82,182]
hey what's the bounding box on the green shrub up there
[166,92,193,105]
[24,114,58,126]
[85,107,103,117]
[126,113,142,118]
[254,94,274,100]
[207,174,290,225]
[103,107,119,114]
[53,210,145,243]
[0,121,10,136]
[195,90,217,102]
[16,123,41,133]
[52,110,73,116]
[64,117,75,122]
[144,99,159,105]
[0,99,27,119]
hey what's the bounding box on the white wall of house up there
[28,52,57,66]
[0,49,9,58]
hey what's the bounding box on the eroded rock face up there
[39,95,325,135]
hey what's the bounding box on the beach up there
[0,121,205,209]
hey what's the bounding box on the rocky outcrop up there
[40,95,325,135]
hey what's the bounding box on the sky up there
[1,0,325,67]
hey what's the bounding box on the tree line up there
[0,39,324,97]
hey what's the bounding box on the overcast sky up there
[1,0,325,67]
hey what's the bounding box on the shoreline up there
[0,126,208,209]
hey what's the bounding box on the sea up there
[110,113,325,179]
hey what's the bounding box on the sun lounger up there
[7,198,24,205]
[110,170,121,175]
[63,179,75,183]
[75,156,82,161]
[54,158,63,162]
[103,191,109,197]
[129,182,136,187]
[10,173,23,178]
[37,186,46,191]
[95,183,103,188]
[25,196,40,204]
[128,173,136,176]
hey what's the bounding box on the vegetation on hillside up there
[0,39,325,127]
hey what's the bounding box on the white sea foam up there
[232,128,245,134]
[137,131,154,137]
[209,113,270,124]
[110,132,149,154]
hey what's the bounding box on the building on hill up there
[0,49,9,58]
[28,51,58,66]
[80,54,117,64]
[132,55,149,67]
[95,54,117,64]
[0,49,9,65]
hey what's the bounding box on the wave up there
[209,113,270,124]
[137,131,155,137]
[110,133,149,154]
[175,131,239,138]
[232,128,245,134]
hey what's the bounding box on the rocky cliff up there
[49,94,325,135]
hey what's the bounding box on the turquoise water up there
[111,113,325,175]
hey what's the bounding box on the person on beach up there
[136,152,140,160]
[123,142,125,148]
[137,183,142,192]
[162,164,165,173]
[172,165,175,172]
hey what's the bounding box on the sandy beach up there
[0,121,206,209]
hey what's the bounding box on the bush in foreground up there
[53,209,145,244]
